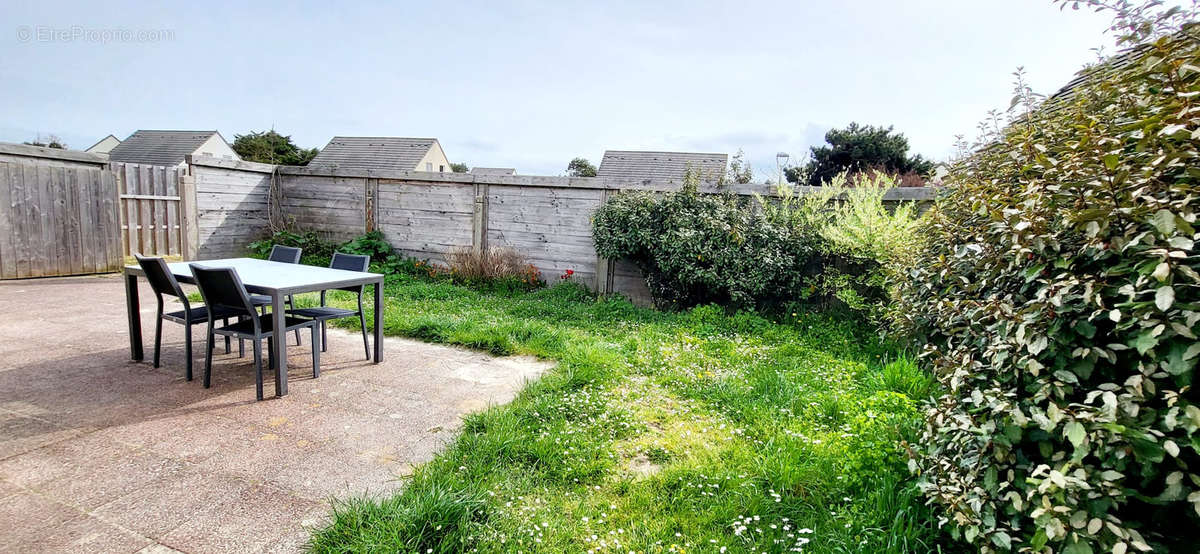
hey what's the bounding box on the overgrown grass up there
[306,273,950,553]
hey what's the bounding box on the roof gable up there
[108,130,219,166]
[598,150,728,182]
[309,137,438,171]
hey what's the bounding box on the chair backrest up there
[330,252,370,272]
[189,265,257,323]
[135,254,185,301]
[330,252,371,292]
[268,245,302,264]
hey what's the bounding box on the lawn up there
[304,273,945,553]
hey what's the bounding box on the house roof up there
[1040,28,1197,114]
[470,167,516,176]
[309,137,440,171]
[84,134,120,153]
[108,130,223,166]
[597,150,728,182]
[1040,47,1145,114]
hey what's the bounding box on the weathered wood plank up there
[0,163,13,279]
[103,167,122,271]
[49,166,67,273]
[79,167,97,273]
[14,164,33,278]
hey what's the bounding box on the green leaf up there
[992,531,1012,549]
[1151,209,1177,235]
[1184,343,1200,361]
[1102,153,1119,170]
[1063,538,1094,554]
[1156,286,1175,311]
[1028,335,1049,355]
[1130,331,1159,355]
[1066,421,1086,447]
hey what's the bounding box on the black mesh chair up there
[249,245,303,345]
[191,264,320,400]
[134,254,240,381]
[288,253,372,359]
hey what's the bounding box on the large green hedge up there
[592,173,922,316]
[898,23,1199,553]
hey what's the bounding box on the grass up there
[292,272,946,552]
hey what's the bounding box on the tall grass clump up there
[445,246,543,292]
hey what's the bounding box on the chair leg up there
[223,318,230,354]
[321,320,328,353]
[358,295,369,360]
[289,296,301,345]
[267,337,275,371]
[253,338,264,401]
[153,315,163,369]
[184,322,193,381]
[311,325,320,379]
[238,316,245,358]
[203,323,215,388]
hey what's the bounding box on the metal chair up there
[134,254,239,381]
[249,245,303,345]
[288,253,372,359]
[191,264,320,400]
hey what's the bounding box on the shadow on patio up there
[0,275,551,553]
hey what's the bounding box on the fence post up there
[472,182,488,254]
[365,178,379,233]
[178,174,199,260]
[594,188,615,295]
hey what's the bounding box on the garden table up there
[124,257,384,397]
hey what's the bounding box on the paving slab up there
[0,275,553,552]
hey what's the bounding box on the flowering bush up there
[898,8,1200,552]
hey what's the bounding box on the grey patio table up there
[124,257,384,397]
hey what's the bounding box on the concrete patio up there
[0,275,551,553]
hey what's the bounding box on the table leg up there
[373,280,383,363]
[125,272,143,361]
[271,291,288,397]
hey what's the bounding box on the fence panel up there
[112,162,183,258]
[0,156,122,279]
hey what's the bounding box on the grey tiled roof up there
[470,167,516,176]
[309,137,438,171]
[597,150,728,182]
[108,130,220,166]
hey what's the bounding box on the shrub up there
[249,229,404,271]
[593,178,811,310]
[248,229,339,266]
[339,230,394,260]
[898,11,1200,553]
[445,246,543,292]
[593,170,923,317]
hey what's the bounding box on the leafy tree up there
[24,134,66,149]
[232,130,318,165]
[450,162,469,173]
[792,123,933,185]
[567,157,598,177]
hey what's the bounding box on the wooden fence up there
[0,144,122,279]
[187,157,938,305]
[111,162,195,259]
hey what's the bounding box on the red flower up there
[566,269,574,275]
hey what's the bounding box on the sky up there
[0,0,1118,179]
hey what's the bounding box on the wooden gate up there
[0,149,123,279]
[111,162,191,258]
